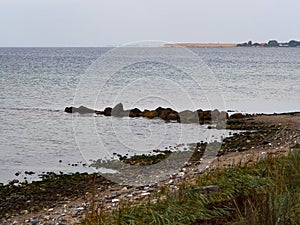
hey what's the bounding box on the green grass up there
[82,149,300,225]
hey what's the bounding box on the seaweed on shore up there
[119,150,172,166]
[0,172,113,219]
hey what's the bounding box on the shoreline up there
[1,111,299,224]
[164,43,237,48]
[164,40,300,48]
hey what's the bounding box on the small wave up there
[0,107,61,113]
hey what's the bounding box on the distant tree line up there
[237,40,300,47]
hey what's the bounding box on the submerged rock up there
[95,110,104,115]
[64,106,95,114]
[119,150,172,166]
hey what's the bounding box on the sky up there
[0,0,299,47]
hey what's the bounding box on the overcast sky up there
[0,0,299,46]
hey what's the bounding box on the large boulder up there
[156,107,169,120]
[196,109,204,124]
[230,113,244,119]
[64,107,73,113]
[179,110,199,123]
[203,110,212,122]
[211,109,220,121]
[155,107,178,121]
[111,103,125,117]
[219,111,229,120]
[103,107,112,116]
[167,112,179,121]
[129,108,142,117]
[155,106,165,115]
[142,110,158,119]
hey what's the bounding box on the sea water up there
[1,47,299,183]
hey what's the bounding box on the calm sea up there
[1,47,300,183]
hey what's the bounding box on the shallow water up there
[1,47,299,183]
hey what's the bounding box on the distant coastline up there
[164,40,300,48]
[237,40,300,47]
[164,43,236,48]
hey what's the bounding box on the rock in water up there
[142,110,158,119]
[219,111,229,120]
[179,110,198,123]
[77,106,95,113]
[64,106,95,114]
[104,107,112,116]
[112,103,125,117]
[230,113,244,119]
[167,112,179,121]
[211,109,220,121]
[156,107,169,120]
[155,107,179,121]
[203,110,212,122]
[95,110,104,115]
[64,104,229,125]
[129,108,142,117]
[64,107,73,113]
[196,109,204,124]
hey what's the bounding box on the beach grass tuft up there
[82,149,300,225]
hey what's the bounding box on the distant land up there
[164,43,236,48]
[164,40,300,48]
[237,40,300,47]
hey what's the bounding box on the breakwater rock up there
[65,103,231,124]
